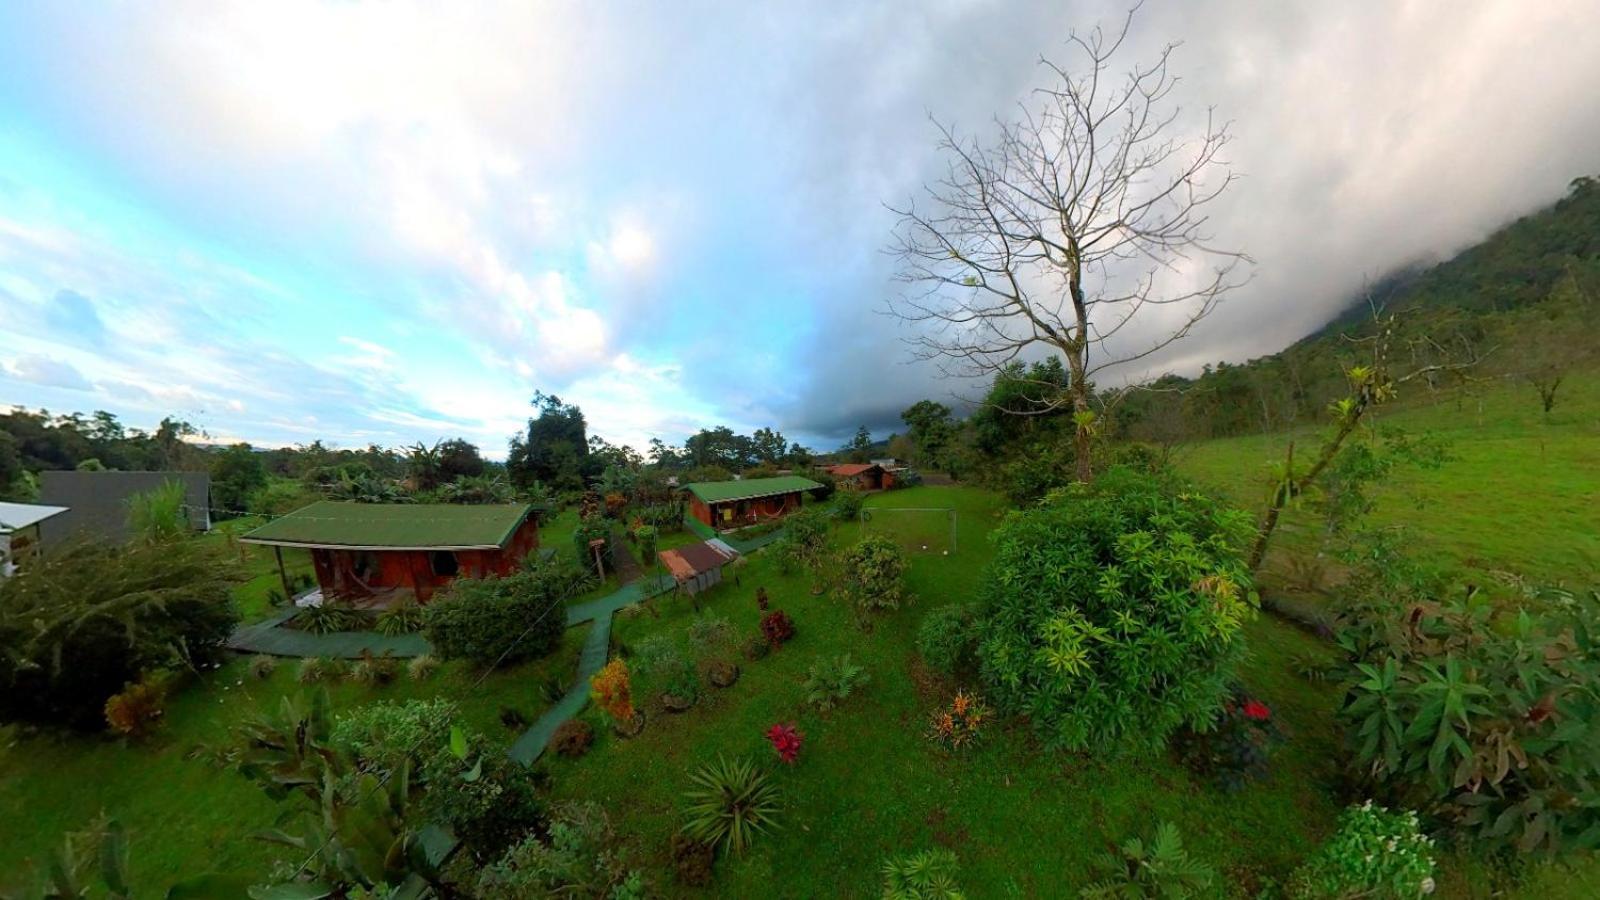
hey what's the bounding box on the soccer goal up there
[859,506,958,556]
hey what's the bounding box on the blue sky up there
[3,2,1598,457]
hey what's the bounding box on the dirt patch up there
[925,806,972,849]
[906,654,954,705]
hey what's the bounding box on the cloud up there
[3,354,94,392]
[1,1,1597,453]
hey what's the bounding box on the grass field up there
[1175,371,1600,592]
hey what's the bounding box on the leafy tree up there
[0,431,22,499]
[436,437,487,480]
[209,443,267,518]
[974,468,1256,752]
[901,400,954,473]
[507,392,591,493]
[839,534,909,616]
[845,426,873,463]
[0,538,241,728]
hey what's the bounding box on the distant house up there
[240,501,539,604]
[684,475,822,530]
[827,463,892,491]
[38,470,211,548]
[869,458,902,469]
[0,502,69,577]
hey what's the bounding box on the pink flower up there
[766,723,804,764]
[1242,699,1271,721]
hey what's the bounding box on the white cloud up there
[3,354,94,392]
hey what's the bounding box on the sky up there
[2,1,1598,458]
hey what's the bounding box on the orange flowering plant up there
[590,658,635,724]
[927,690,990,750]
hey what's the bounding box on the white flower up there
[1420,877,1436,895]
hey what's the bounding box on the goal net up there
[859,507,958,556]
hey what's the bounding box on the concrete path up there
[510,573,676,763]
[227,610,431,658]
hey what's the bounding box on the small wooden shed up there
[684,476,822,531]
[828,463,889,491]
[241,501,539,604]
[658,539,739,595]
[0,502,69,578]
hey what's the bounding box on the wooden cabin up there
[241,501,538,604]
[658,538,739,595]
[684,476,822,531]
[827,463,890,491]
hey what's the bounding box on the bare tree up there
[887,7,1248,482]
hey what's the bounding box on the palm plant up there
[441,474,514,504]
[681,755,781,857]
[406,441,443,492]
[804,653,869,711]
[1081,822,1214,899]
[882,848,965,899]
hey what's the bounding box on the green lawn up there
[1174,370,1600,590]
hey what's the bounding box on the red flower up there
[1242,699,1271,721]
[766,722,804,764]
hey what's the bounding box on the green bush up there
[839,534,909,615]
[375,600,424,636]
[291,603,372,635]
[423,729,547,863]
[1336,585,1600,855]
[572,517,614,577]
[881,848,963,899]
[0,539,240,729]
[833,490,864,522]
[803,654,868,711]
[1082,821,1214,899]
[331,698,458,775]
[421,567,570,667]
[1287,802,1436,899]
[916,603,979,675]
[634,525,659,566]
[477,801,643,899]
[974,467,1256,752]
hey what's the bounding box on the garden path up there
[509,572,675,763]
[226,610,431,658]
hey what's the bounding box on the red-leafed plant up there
[766,722,804,764]
[760,610,795,648]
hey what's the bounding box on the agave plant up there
[681,755,781,857]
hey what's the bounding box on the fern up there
[1081,822,1214,899]
[882,848,965,899]
[804,653,869,711]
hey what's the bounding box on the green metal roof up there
[240,501,533,550]
[684,476,822,504]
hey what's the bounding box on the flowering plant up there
[590,658,635,724]
[1287,801,1436,898]
[765,722,804,764]
[1173,685,1284,791]
[927,690,989,750]
[760,610,795,648]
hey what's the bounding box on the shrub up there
[634,525,659,566]
[687,615,734,653]
[1082,821,1214,899]
[247,654,278,680]
[806,471,837,501]
[499,706,528,730]
[375,600,424,636]
[1336,585,1600,854]
[291,603,370,635]
[881,849,964,899]
[839,534,909,615]
[759,610,795,648]
[590,659,636,725]
[916,603,979,675]
[681,755,781,857]
[572,517,614,577]
[296,656,341,683]
[1172,685,1285,792]
[422,568,569,667]
[765,723,804,765]
[406,654,439,680]
[803,654,868,711]
[0,538,241,729]
[974,467,1256,753]
[926,690,989,750]
[349,651,399,686]
[331,698,458,774]
[833,490,864,522]
[104,680,166,738]
[1287,802,1436,899]
[743,634,771,661]
[477,801,642,899]
[424,729,548,863]
[551,720,594,758]
[777,508,832,589]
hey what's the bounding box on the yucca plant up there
[1081,822,1214,899]
[376,600,424,637]
[681,755,781,857]
[882,848,965,899]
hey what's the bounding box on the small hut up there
[827,463,888,491]
[0,502,69,577]
[658,538,739,596]
[241,501,538,605]
[684,475,822,530]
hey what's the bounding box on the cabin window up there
[430,551,460,577]
[351,551,378,580]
